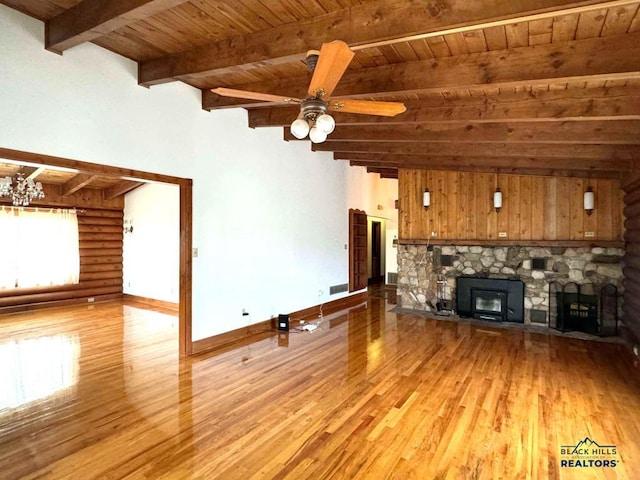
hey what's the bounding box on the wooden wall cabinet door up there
[349,209,368,292]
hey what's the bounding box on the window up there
[0,207,80,289]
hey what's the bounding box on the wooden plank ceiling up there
[2,0,640,179]
[0,161,143,202]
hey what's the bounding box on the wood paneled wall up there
[0,188,123,312]
[399,169,624,243]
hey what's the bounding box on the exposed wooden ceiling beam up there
[204,33,640,110]
[26,166,46,180]
[139,0,638,86]
[313,141,640,159]
[102,180,144,200]
[246,87,640,127]
[336,153,632,171]
[19,166,46,180]
[366,167,399,179]
[61,173,98,196]
[285,120,640,145]
[354,161,621,179]
[46,0,189,54]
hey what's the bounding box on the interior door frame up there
[0,147,193,356]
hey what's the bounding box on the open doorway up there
[369,220,384,285]
[0,147,193,356]
[123,183,180,308]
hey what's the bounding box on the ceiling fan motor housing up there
[301,97,327,121]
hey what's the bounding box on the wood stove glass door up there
[471,289,507,321]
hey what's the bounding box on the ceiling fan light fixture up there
[212,42,406,144]
[315,114,335,134]
[290,118,310,139]
[309,126,328,143]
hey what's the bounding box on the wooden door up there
[349,209,368,292]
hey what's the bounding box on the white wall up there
[123,183,180,303]
[0,5,397,340]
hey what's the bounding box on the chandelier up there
[0,172,45,206]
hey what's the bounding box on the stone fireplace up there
[397,244,624,325]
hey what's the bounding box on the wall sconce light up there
[584,186,595,216]
[423,188,430,210]
[124,219,134,234]
[493,187,502,213]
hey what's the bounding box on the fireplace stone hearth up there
[397,245,623,325]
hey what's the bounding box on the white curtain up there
[0,207,80,289]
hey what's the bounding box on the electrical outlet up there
[498,232,507,238]
[318,289,323,297]
[88,297,95,303]
[585,231,595,238]
[192,247,199,257]
[431,231,437,237]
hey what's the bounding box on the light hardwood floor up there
[0,298,639,479]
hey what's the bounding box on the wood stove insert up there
[471,288,508,321]
[456,276,524,322]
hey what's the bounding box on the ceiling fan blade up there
[328,99,407,117]
[211,87,300,104]
[307,40,355,99]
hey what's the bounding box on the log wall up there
[0,187,123,312]
[623,180,640,347]
[399,169,624,243]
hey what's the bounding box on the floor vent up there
[387,272,398,284]
[329,283,348,295]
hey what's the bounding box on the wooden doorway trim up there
[0,147,193,357]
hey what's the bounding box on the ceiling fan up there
[211,40,407,143]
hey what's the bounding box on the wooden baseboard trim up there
[123,294,179,313]
[289,291,368,322]
[191,291,369,356]
[192,319,275,355]
[0,293,123,316]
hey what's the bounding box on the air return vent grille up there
[329,283,348,295]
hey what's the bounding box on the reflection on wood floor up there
[1,297,639,479]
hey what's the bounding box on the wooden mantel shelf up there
[399,239,625,248]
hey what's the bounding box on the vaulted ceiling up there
[2,0,640,180]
